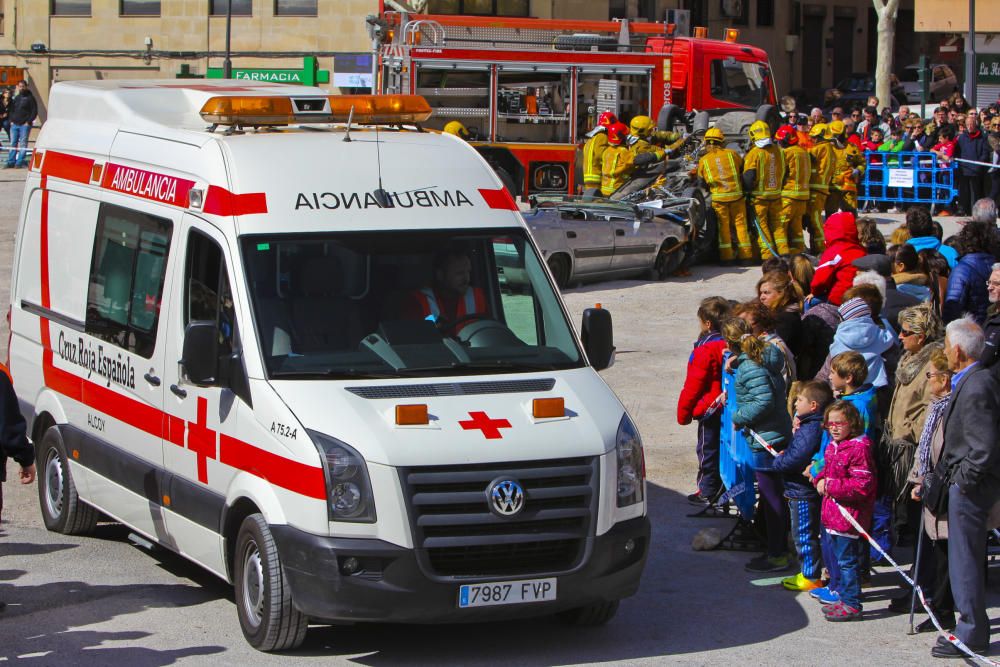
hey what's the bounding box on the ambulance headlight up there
[308,431,376,523]
[615,414,645,507]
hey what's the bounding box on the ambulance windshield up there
[241,229,583,378]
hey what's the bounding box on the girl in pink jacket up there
[815,400,876,622]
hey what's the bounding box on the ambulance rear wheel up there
[37,426,99,535]
[558,600,620,626]
[234,513,308,652]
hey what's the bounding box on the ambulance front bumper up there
[270,516,649,623]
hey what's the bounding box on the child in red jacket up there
[809,211,866,306]
[678,296,731,504]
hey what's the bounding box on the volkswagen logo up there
[487,478,525,517]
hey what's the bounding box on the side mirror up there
[581,307,614,371]
[639,207,655,222]
[181,321,219,385]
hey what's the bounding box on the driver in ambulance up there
[403,248,488,329]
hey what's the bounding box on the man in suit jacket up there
[932,316,1000,658]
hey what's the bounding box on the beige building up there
[0,0,952,120]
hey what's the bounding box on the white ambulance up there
[9,80,648,651]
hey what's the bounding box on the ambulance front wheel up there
[234,513,308,652]
[37,426,99,535]
[558,599,620,626]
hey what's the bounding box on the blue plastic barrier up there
[859,150,956,206]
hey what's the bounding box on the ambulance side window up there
[85,204,172,359]
[184,230,235,356]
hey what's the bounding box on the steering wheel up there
[437,312,493,334]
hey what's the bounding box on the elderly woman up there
[882,302,945,508]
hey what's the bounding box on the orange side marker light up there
[533,397,565,419]
[396,404,429,425]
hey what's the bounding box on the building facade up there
[0,0,961,120]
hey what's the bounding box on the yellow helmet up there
[443,120,469,138]
[629,115,655,138]
[828,120,846,137]
[809,122,828,139]
[748,120,771,142]
[704,127,725,144]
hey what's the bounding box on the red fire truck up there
[373,12,777,198]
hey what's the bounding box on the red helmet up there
[598,111,619,128]
[775,124,798,146]
[606,122,629,145]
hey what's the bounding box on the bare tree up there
[872,0,900,111]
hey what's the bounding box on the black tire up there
[652,238,684,279]
[755,104,780,135]
[558,600,620,626]
[681,187,717,266]
[234,513,308,652]
[37,426,99,535]
[553,34,617,52]
[691,111,710,135]
[657,103,684,133]
[547,254,570,289]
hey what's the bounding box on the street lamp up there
[224,0,233,79]
[965,0,975,107]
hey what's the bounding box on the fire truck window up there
[86,204,172,359]
[416,68,490,140]
[709,60,767,109]
[496,71,570,143]
[576,73,648,140]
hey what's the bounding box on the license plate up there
[458,578,557,608]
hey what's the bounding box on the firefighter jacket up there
[697,146,744,203]
[809,141,836,193]
[781,144,811,201]
[832,141,865,193]
[601,145,636,196]
[582,131,609,187]
[629,137,665,160]
[743,144,785,200]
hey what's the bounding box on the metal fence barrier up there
[859,150,956,206]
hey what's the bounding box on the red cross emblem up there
[459,411,511,440]
[187,397,217,483]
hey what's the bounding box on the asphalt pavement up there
[0,170,991,666]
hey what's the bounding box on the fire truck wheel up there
[37,426,99,535]
[558,600,620,626]
[657,104,685,133]
[234,513,309,652]
[547,254,570,289]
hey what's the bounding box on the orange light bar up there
[91,163,103,183]
[200,96,295,125]
[533,397,565,419]
[693,26,708,39]
[725,28,740,42]
[396,404,429,425]
[328,95,432,124]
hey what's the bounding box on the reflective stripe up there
[418,287,484,320]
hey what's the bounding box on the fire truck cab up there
[375,13,776,198]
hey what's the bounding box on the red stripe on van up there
[41,151,94,184]
[478,187,518,211]
[220,434,327,500]
[202,185,268,217]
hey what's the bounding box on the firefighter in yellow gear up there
[600,122,637,197]
[628,114,684,158]
[742,120,787,259]
[775,124,810,253]
[807,122,834,252]
[443,121,470,139]
[828,119,865,213]
[582,111,617,196]
[696,127,751,263]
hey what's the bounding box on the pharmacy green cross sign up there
[206,56,330,86]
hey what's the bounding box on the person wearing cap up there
[807,123,835,253]
[793,114,813,149]
[743,120,788,259]
[827,119,865,213]
[582,111,617,196]
[697,127,750,263]
[601,122,648,197]
[853,253,920,332]
[776,125,810,253]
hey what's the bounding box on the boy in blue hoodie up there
[772,380,834,592]
[807,351,879,604]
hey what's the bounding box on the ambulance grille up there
[400,457,597,578]
[345,378,555,400]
